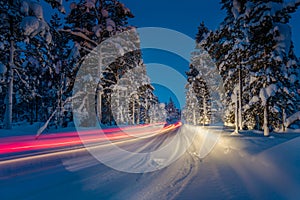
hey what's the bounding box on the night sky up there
[122,0,300,107]
[123,0,300,55]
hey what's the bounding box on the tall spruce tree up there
[0,0,64,129]
[165,98,180,124]
[64,0,156,126]
[184,22,214,126]
[203,0,300,134]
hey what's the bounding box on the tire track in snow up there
[114,127,211,200]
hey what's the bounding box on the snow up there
[284,0,300,9]
[273,23,292,54]
[20,0,30,16]
[287,60,297,68]
[232,0,241,19]
[20,16,40,37]
[20,16,52,44]
[106,18,116,32]
[289,74,298,83]
[285,111,300,128]
[85,0,96,12]
[30,1,44,19]
[1,125,300,199]
[283,87,290,94]
[259,84,278,106]
[21,0,44,19]
[0,42,4,51]
[67,42,81,61]
[101,9,109,18]
[0,62,6,75]
[249,75,258,85]
[45,31,52,44]
[58,5,65,14]
[61,29,97,46]
[249,95,259,105]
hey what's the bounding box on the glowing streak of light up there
[0,122,182,156]
[0,135,155,166]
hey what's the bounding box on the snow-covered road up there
[1,125,300,200]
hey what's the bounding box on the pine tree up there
[184,22,215,126]
[203,0,300,134]
[245,0,300,134]
[47,13,73,128]
[183,84,200,125]
[0,0,64,129]
[202,0,249,131]
[148,103,167,124]
[185,64,211,125]
[63,0,134,126]
[64,0,156,126]
[196,22,209,44]
[165,98,180,124]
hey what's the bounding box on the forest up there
[0,0,300,137]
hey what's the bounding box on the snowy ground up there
[0,124,300,200]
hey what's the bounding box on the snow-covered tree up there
[47,13,73,128]
[148,103,167,124]
[63,0,134,126]
[245,0,300,134]
[184,22,219,126]
[110,63,155,125]
[202,0,250,131]
[64,1,157,127]
[165,98,180,124]
[0,0,64,129]
[185,63,211,126]
[203,0,300,134]
[183,84,200,125]
[196,22,209,44]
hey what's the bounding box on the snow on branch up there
[43,0,66,13]
[285,111,300,128]
[283,0,300,13]
[21,0,44,19]
[35,91,85,139]
[0,62,7,75]
[259,84,278,106]
[60,29,98,46]
[20,16,52,44]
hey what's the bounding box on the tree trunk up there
[97,91,101,122]
[35,97,39,122]
[192,107,195,125]
[282,107,286,132]
[264,102,270,137]
[132,101,135,125]
[116,89,120,124]
[238,67,243,130]
[145,99,149,124]
[150,106,154,124]
[137,103,140,125]
[5,40,14,129]
[234,89,239,134]
[203,96,207,126]
[97,50,102,123]
[58,76,63,127]
[255,114,260,130]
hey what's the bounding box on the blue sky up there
[122,0,225,107]
[122,0,300,107]
[123,0,300,54]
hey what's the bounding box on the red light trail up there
[0,122,182,155]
